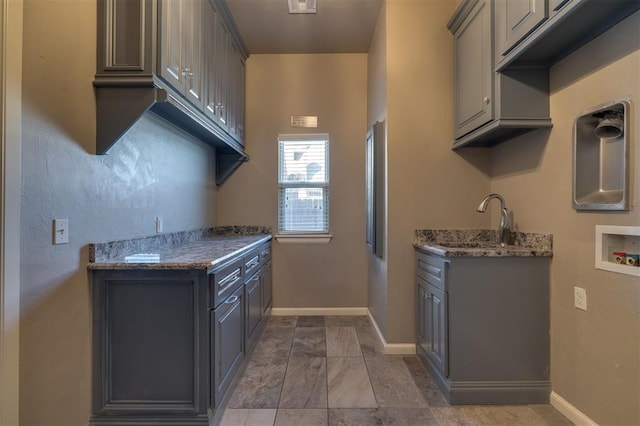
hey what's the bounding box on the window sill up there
[275,234,333,244]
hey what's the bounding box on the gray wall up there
[366,0,389,337]
[490,12,640,425]
[217,53,368,310]
[19,1,217,424]
[367,0,491,344]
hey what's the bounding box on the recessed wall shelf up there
[595,225,640,277]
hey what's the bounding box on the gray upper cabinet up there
[449,0,551,149]
[495,0,640,70]
[451,0,493,139]
[449,0,639,149]
[160,0,205,110]
[548,0,572,17]
[94,0,249,184]
[205,9,230,133]
[497,0,547,56]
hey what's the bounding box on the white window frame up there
[275,134,332,244]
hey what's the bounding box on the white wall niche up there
[595,225,640,277]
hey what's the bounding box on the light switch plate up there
[53,219,69,244]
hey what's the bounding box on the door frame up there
[0,0,22,424]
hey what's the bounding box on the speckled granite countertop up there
[88,226,272,271]
[413,229,553,257]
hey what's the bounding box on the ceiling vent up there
[288,0,316,14]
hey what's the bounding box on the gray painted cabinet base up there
[416,251,551,404]
[90,241,272,425]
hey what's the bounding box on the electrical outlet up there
[53,219,69,244]
[155,217,163,233]
[574,286,587,311]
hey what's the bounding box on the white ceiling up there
[225,0,384,54]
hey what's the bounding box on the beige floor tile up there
[291,327,326,358]
[279,357,327,408]
[328,408,437,425]
[365,356,428,408]
[458,405,549,425]
[327,357,377,408]
[219,408,277,426]
[275,409,328,426]
[326,327,362,357]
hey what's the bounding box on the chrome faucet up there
[477,193,512,246]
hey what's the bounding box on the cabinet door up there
[245,273,262,350]
[159,0,186,92]
[232,48,246,145]
[416,279,428,356]
[262,261,272,315]
[212,286,244,407]
[203,3,218,121]
[498,0,547,55]
[453,0,493,139]
[549,0,571,18]
[214,19,230,131]
[182,0,204,109]
[426,283,448,377]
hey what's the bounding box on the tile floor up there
[219,315,573,426]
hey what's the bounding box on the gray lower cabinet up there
[212,284,245,408]
[262,261,272,316]
[245,273,262,350]
[415,249,551,405]
[90,270,210,425]
[90,241,272,425]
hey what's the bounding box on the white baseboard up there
[366,309,416,355]
[550,391,599,426]
[271,307,369,316]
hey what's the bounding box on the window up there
[278,134,329,234]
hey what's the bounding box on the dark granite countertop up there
[413,229,553,257]
[88,226,272,271]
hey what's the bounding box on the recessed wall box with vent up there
[573,98,630,211]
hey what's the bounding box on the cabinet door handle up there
[483,96,491,105]
[182,68,194,78]
[225,295,239,304]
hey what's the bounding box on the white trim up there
[271,307,368,316]
[550,392,599,426]
[275,234,333,244]
[384,344,417,355]
[367,309,416,355]
[0,0,21,424]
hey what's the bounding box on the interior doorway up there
[0,0,22,423]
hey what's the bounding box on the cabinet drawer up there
[416,252,448,291]
[259,244,271,264]
[243,250,261,279]
[210,258,244,308]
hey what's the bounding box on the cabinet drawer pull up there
[225,295,239,304]
[219,268,241,290]
[246,255,260,269]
